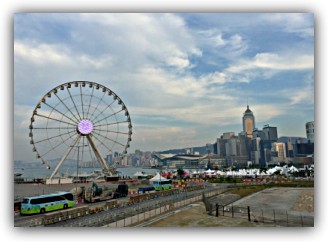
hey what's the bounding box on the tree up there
[177,168,184,180]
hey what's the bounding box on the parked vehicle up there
[20,192,75,215]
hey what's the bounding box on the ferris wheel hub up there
[77,119,94,135]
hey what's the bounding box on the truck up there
[83,183,128,203]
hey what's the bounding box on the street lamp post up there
[159,168,162,190]
[71,144,88,193]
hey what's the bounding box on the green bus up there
[20,192,75,215]
[153,180,172,191]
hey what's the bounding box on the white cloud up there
[14,42,112,69]
[226,52,314,74]
[134,66,234,103]
[251,105,286,124]
[200,71,227,85]
[14,104,34,129]
[289,90,312,105]
[286,74,314,105]
[260,13,314,38]
[197,29,247,57]
[228,34,248,54]
[214,33,226,46]
[166,55,190,69]
[78,13,199,70]
[14,42,71,65]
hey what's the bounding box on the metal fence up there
[56,187,223,227]
[211,204,314,227]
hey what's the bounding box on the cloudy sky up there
[14,13,314,162]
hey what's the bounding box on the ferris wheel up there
[29,81,132,179]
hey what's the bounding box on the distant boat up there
[14,172,23,177]
[14,168,24,177]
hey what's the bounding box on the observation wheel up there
[29,81,132,179]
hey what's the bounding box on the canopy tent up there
[204,169,216,174]
[216,170,226,175]
[132,171,147,177]
[288,165,299,173]
[149,173,169,182]
[132,171,148,180]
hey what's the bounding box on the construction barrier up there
[43,205,89,225]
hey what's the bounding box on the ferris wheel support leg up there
[86,135,113,176]
[49,135,81,180]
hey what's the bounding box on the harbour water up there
[15,166,160,179]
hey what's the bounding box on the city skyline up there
[14,13,314,162]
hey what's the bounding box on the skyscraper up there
[242,105,255,138]
[263,124,278,142]
[306,121,314,143]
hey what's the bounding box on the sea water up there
[17,166,160,179]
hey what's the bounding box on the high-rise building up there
[206,143,214,154]
[263,124,278,142]
[252,128,265,140]
[216,132,235,157]
[216,138,227,157]
[251,137,261,165]
[271,142,287,162]
[222,132,235,140]
[306,121,314,143]
[242,105,255,138]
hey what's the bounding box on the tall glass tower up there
[243,105,255,138]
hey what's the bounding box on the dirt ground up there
[291,189,314,212]
[145,187,314,227]
[145,202,261,227]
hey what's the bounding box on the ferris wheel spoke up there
[89,91,106,120]
[93,109,125,125]
[34,129,76,144]
[39,132,79,157]
[86,86,95,119]
[90,99,116,123]
[66,86,82,120]
[93,128,129,135]
[54,92,80,123]
[33,127,76,130]
[49,134,81,179]
[42,102,79,125]
[80,84,85,119]
[93,120,129,128]
[86,135,110,171]
[93,120,129,127]
[92,130,125,147]
[34,113,77,126]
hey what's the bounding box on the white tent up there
[149,173,169,183]
[288,166,299,173]
[132,171,147,177]
[204,169,216,174]
[216,170,226,175]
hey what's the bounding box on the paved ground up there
[232,187,314,216]
[145,187,314,227]
[14,182,139,200]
